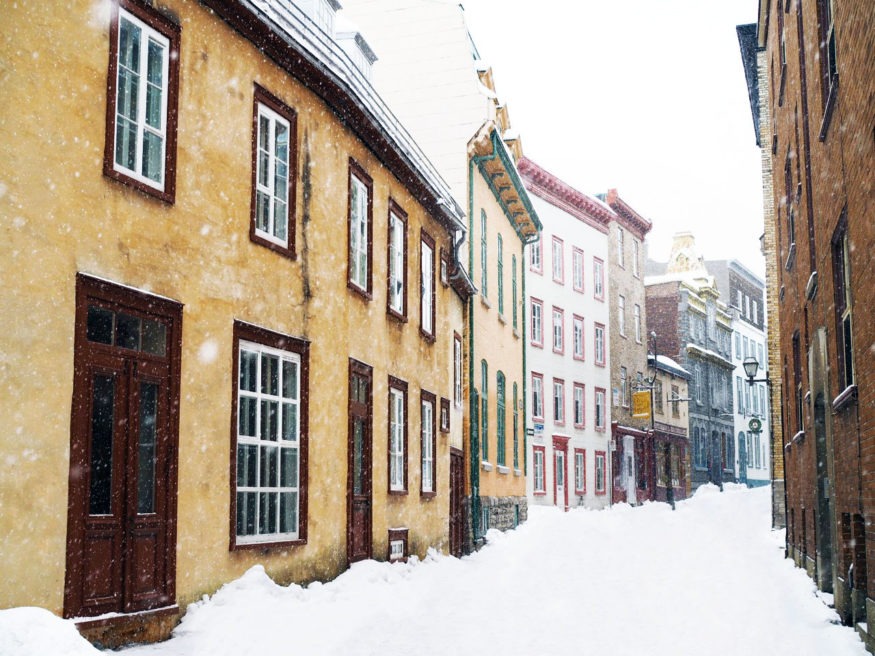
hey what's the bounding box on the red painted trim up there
[574,448,586,495]
[552,435,569,510]
[595,450,607,495]
[594,387,607,432]
[551,306,565,355]
[573,382,586,428]
[530,297,544,347]
[552,377,565,426]
[532,445,547,494]
[531,372,545,421]
[572,314,585,361]
[604,188,653,239]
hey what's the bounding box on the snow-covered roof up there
[649,354,691,379]
[685,343,735,370]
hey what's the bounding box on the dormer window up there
[335,16,378,81]
[296,0,340,36]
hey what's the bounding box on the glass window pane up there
[141,318,167,356]
[281,402,297,441]
[237,491,257,536]
[256,191,270,232]
[115,116,138,172]
[146,38,164,88]
[239,350,258,392]
[259,115,270,154]
[238,396,257,437]
[275,122,288,162]
[137,382,158,514]
[260,445,278,487]
[282,360,298,399]
[279,491,298,534]
[353,418,363,494]
[259,492,277,534]
[115,312,141,350]
[89,374,115,515]
[261,353,279,396]
[280,447,298,488]
[273,201,287,240]
[87,306,114,344]
[116,67,139,123]
[237,444,258,488]
[142,131,163,183]
[260,400,278,441]
[118,18,141,72]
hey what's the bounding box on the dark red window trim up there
[440,397,451,433]
[420,389,437,498]
[386,198,408,322]
[348,158,374,299]
[532,445,547,495]
[229,320,310,551]
[103,0,180,204]
[420,229,436,342]
[388,376,408,495]
[574,448,586,495]
[250,83,298,259]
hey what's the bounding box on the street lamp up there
[742,356,769,385]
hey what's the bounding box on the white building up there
[519,158,613,510]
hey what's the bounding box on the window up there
[618,295,626,337]
[737,376,745,415]
[480,211,488,296]
[440,397,450,433]
[792,332,803,432]
[497,234,504,315]
[553,379,565,424]
[735,332,742,359]
[694,365,702,404]
[595,388,606,430]
[513,383,520,470]
[620,367,628,408]
[233,322,308,546]
[387,202,407,319]
[531,298,544,347]
[832,218,855,391]
[511,255,518,329]
[420,231,435,339]
[574,449,586,494]
[105,0,180,203]
[752,300,759,324]
[496,373,506,467]
[453,332,462,407]
[617,227,625,268]
[671,385,680,418]
[593,258,605,300]
[533,446,546,494]
[249,86,297,256]
[532,373,544,420]
[552,237,564,284]
[816,0,838,136]
[388,529,408,563]
[552,307,564,354]
[530,239,542,273]
[348,160,373,296]
[594,323,606,366]
[388,378,408,493]
[595,451,606,495]
[572,247,584,292]
[421,391,436,495]
[481,360,489,462]
[654,379,664,415]
[573,383,585,428]
[632,239,640,278]
[693,427,705,468]
[572,315,585,360]
[634,304,642,343]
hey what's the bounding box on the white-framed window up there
[254,102,291,247]
[595,388,606,430]
[618,295,626,336]
[421,394,435,494]
[736,376,745,414]
[553,379,565,424]
[532,373,544,420]
[454,333,462,407]
[595,451,606,494]
[533,447,546,493]
[109,3,178,198]
[594,323,606,365]
[632,239,640,278]
[573,383,585,427]
[617,227,625,268]
[420,232,435,339]
[388,208,406,316]
[389,385,406,492]
[235,338,303,543]
[530,239,542,273]
[348,163,371,294]
[573,315,584,360]
[572,247,584,292]
[620,367,628,407]
[593,258,604,300]
[634,304,642,343]
[574,449,586,494]
[552,307,564,353]
[531,299,544,347]
[552,237,564,284]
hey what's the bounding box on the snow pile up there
[0,608,97,656]
[0,485,867,655]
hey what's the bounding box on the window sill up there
[785,242,796,271]
[480,295,491,309]
[818,76,839,142]
[513,327,520,339]
[481,461,493,472]
[420,491,436,500]
[231,536,306,552]
[348,281,372,301]
[387,308,408,324]
[497,465,510,475]
[514,468,523,477]
[498,313,507,325]
[833,385,858,413]
[533,490,547,496]
[250,231,297,260]
[388,489,409,497]
[792,430,806,445]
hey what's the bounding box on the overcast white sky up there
[459,0,765,277]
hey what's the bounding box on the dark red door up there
[65,275,181,618]
[347,360,372,564]
[449,448,464,557]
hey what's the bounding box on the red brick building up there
[741,0,874,646]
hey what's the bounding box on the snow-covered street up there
[1,485,866,656]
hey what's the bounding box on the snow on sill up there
[497,465,510,475]
[481,461,493,471]
[833,384,858,412]
[792,430,805,445]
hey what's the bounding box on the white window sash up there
[350,175,369,289]
[421,240,434,334]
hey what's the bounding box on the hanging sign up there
[632,390,651,419]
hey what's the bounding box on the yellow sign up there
[632,390,651,419]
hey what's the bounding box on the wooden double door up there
[64,275,181,618]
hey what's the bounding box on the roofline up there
[517,156,613,234]
[604,189,652,238]
[201,0,465,236]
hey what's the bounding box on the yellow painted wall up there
[0,0,460,614]
[468,172,527,499]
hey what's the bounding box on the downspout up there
[467,155,482,543]
[521,231,539,485]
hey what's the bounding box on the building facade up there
[740,0,875,644]
[518,158,613,511]
[602,190,653,505]
[0,0,467,643]
[647,355,692,504]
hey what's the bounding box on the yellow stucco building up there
[0,0,467,642]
